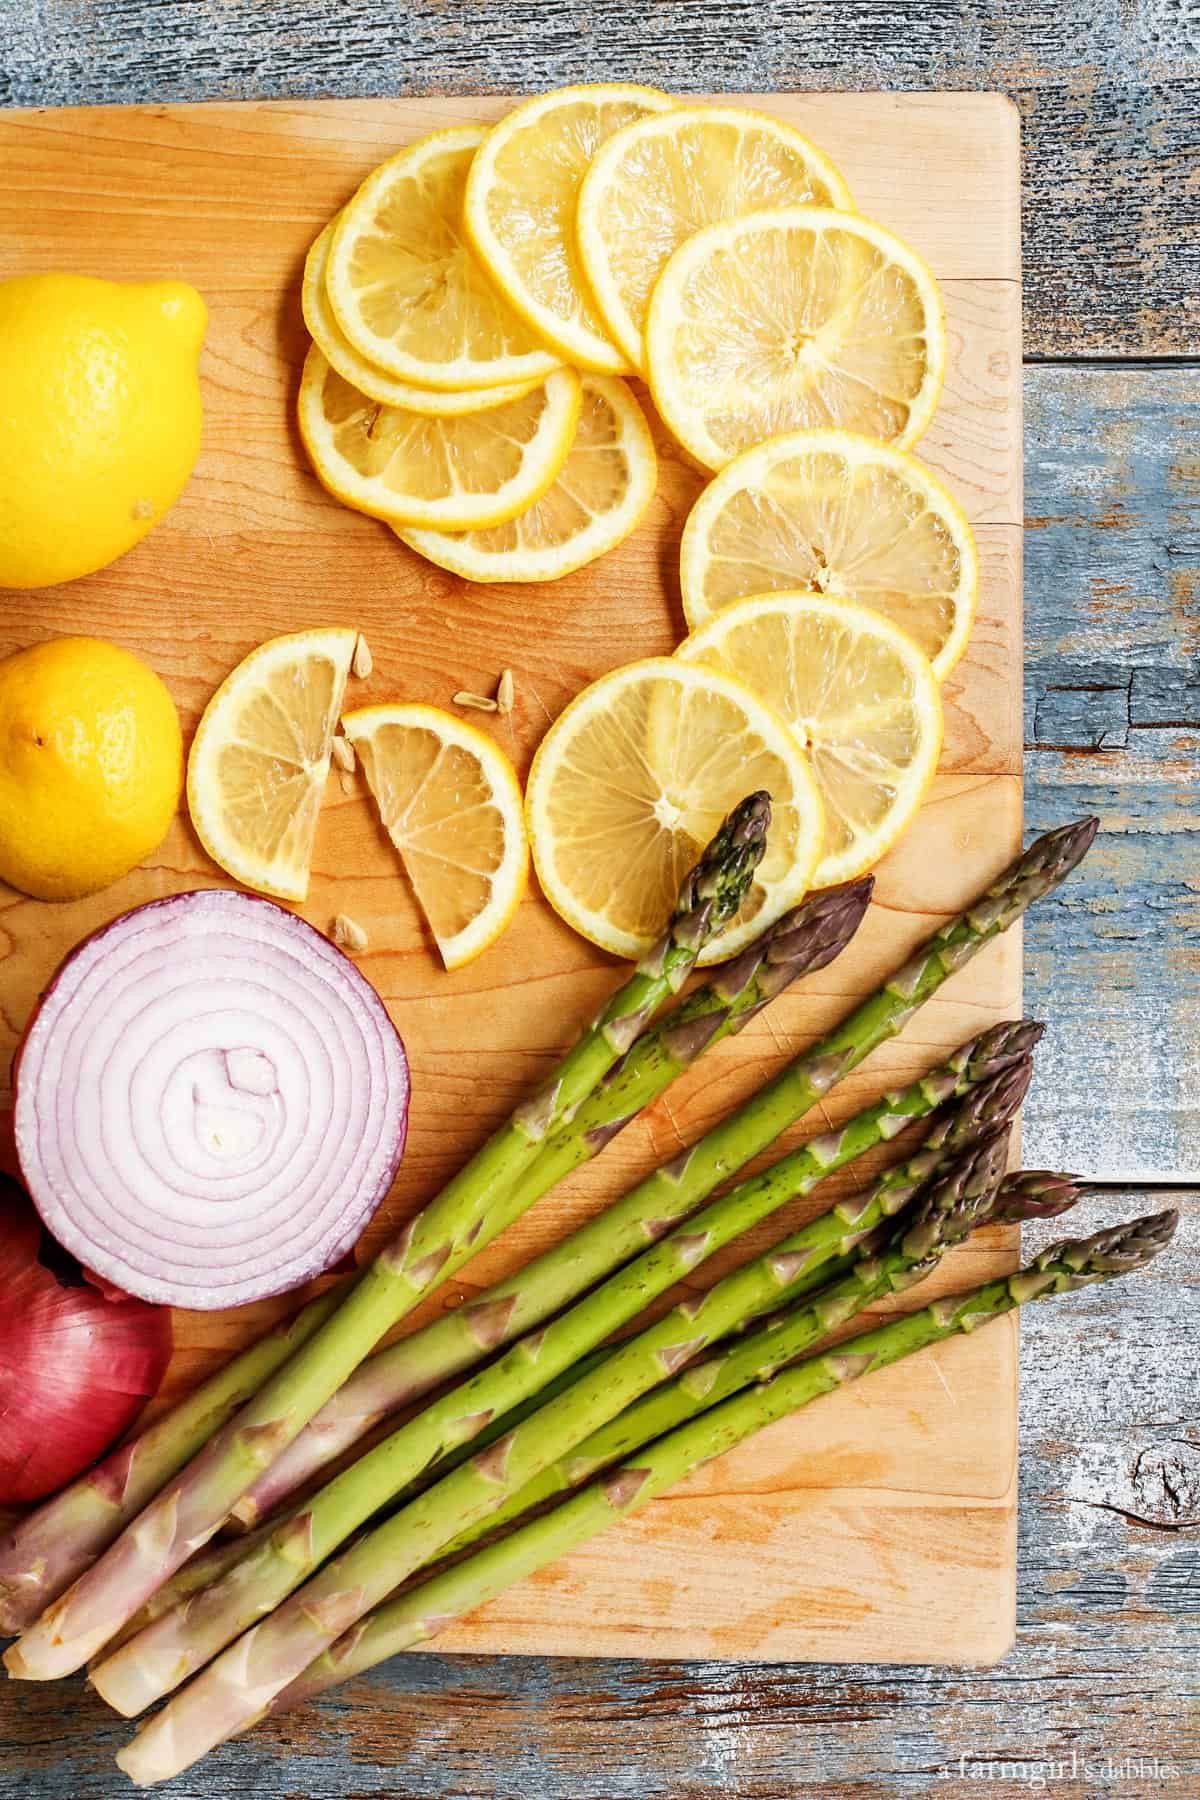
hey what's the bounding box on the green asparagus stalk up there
[426,1130,1012,1560]
[118,1206,1176,1782]
[88,1039,1029,1716]
[0,1288,344,1637]
[100,1157,1080,1652]
[94,1523,278,1663]
[231,877,874,1530]
[448,1158,1078,1511]
[6,798,769,1682]
[93,1133,1010,1729]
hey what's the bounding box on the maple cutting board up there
[0,91,1022,1666]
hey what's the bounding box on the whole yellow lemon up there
[0,274,206,590]
[0,638,183,900]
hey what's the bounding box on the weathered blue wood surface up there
[1,4,1197,1797]
[1024,368,1200,1179]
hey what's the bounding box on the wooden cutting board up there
[0,91,1022,1667]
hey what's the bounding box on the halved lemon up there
[525,657,824,963]
[298,346,582,530]
[645,206,946,471]
[675,594,942,886]
[463,84,676,374]
[342,704,529,970]
[679,429,977,679]
[577,105,853,372]
[187,628,357,902]
[327,126,561,391]
[303,222,540,416]
[399,374,657,583]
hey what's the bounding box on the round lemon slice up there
[463,84,676,374]
[525,656,824,963]
[343,704,529,970]
[187,627,357,902]
[327,126,562,391]
[577,105,853,372]
[646,206,946,471]
[676,593,943,887]
[298,346,582,531]
[399,374,657,583]
[679,429,977,679]
[303,222,540,416]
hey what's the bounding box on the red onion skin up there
[13,890,410,1311]
[0,1181,173,1506]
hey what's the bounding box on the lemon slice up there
[187,628,356,902]
[327,126,561,391]
[298,346,581,530]
[399,375,657,583]
[342,704,529,970]
[463,84,676,374]
[676,594,942,886]
[646,206,946,471]
[525,657,824,963]
[577,105,854,372]
[303,222,540,416]
[679,429,977,679]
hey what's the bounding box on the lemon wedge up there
[679,429,977,679]
[646,206,946,470]
[343,704,529,970]
[463,84,676,373]
[577,105,853,372]
[187,628,357,902]
[399,374,657,582]
[326,126,561,391]
[525,656,824,962]
[675,594,942,886]
[303,222,540,416]
[298,346,581,530]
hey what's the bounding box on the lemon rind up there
[342,701,529,970]
[577,103,856,372]
[678,426,978,681]
[397,375,658,583]
[462,84,677,376]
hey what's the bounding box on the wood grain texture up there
[0,89,1023,1670]
[0,0,1195,356]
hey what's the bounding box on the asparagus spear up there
[0,1288,344,1637]
[119,1206,1176,1781]
[232,878,873,1530]
[6,799,769,1682]
[426,1130,1015,1560]
[98,1158,1082,1650]
[377,1152,1076,1544]
[88,1046,1027,1715]
[92,1131,1010,1724]
[990,1169,1083,1221]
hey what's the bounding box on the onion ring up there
[14,891,410,1310]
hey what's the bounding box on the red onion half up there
[14,891,410,1311]
[0,1178,172,1505]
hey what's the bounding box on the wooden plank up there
[0,90,1023,1670]
[1023,364,1200,1180]
[0,3,1195,355]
